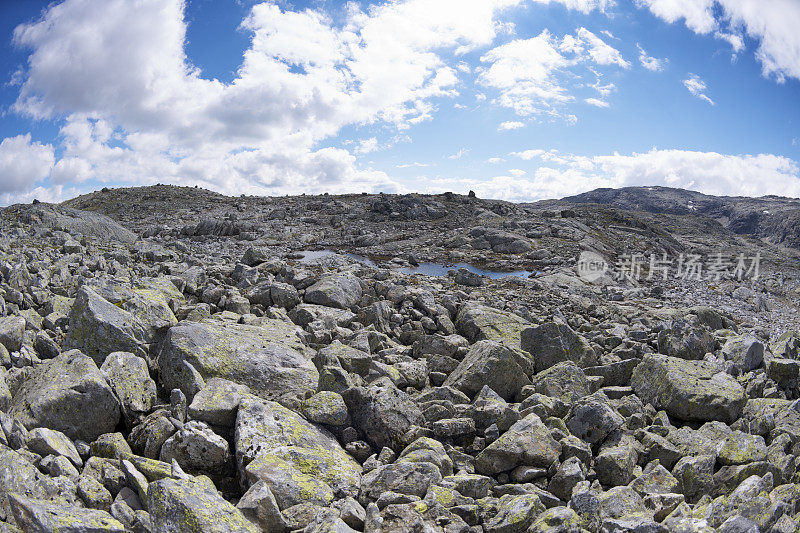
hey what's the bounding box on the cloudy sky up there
[0,0,799,205]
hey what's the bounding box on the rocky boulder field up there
[0,185,798,532]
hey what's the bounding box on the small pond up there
[297,250,535,279]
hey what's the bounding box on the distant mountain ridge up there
[556,186,800,249]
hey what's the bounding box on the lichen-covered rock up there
[521,319,597,372]
[484,493,544,533]
[304,273,362,309]
[466,386,520,431]
[100,352,157,426]
[0,444,53,519]
[187,378,250,427]
[235,396,361,498]
[717,431,767,466]
[66,286,147,361]
[159,421,230,473]
[147,476,259,532]
[128,411,176,459]
[302,391,349,426]
[455,303,530,351]
[65,280,178,363]
[8,493,125,532]
[528,506,582,533]
[244,453,335,509]
[443,340,533,401]
[25,427,82,467]
[529,361,591,402]
[630,464,679,496]
[159,319,317,404]
[342,383,425,453]
[360,462,442,501]
[475,414,561,475]
[397,437,454,478]
[77,475,113,511]
[672,454,715,503]
[657,318,717,360]
[235,480,287,532]
[9,350,120,442]
[631,354,747,423]
[721,336,764,373]
[595,432,638,487]
[0,316,25,353]
[771,331,800,360]
[566,395,624,444]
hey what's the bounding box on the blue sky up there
[0,0,799,205]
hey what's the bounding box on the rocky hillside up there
[558,186,800,249]
[0,185,797,531]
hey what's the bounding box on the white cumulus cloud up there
[478,28,627,119]
[460,149,800,201]
[6,0,526,201]
[637,0,800,83]
[0,134,54,195]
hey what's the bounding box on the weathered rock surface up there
[521,319,597,372]
[9,350,121,441]
[0,185,799,532]
[630,353,747,423]
[159,318,317,403]
[147,476,259,532]
[443,340,533,401]
[304,273,362,309]
[235,396,361,498]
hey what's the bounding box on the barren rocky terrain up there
[0,185,798,532]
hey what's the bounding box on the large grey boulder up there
[0,316,25,353]
[529,361,591,402]
[160,421,230,473]
[771,331,800,359]
[244,454,334,509]
[235,396,361,498]
[476,414,561,475]
[631,354,747,423]
[396,437,454,477]
[16,202,137,244]
[159,318,317,404]
[656,318,716,360]
[484,494,544,533]
[455,303,530,351]
[360,462,442,500]
[187,378,250,427]
[721,336,764,373]
[521,319,597,372]
[0,445,52,519]
[65,280,178,363]
[147,476,259,532]
[100,352,157,426]
[236,481,287,532]
[443,340,533,401]
[9,493,124,532]
[342,383,425,453]
[25,427,82,467]
[566,395,624,444]
[304,273,362,309]
[9,350,121,442]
